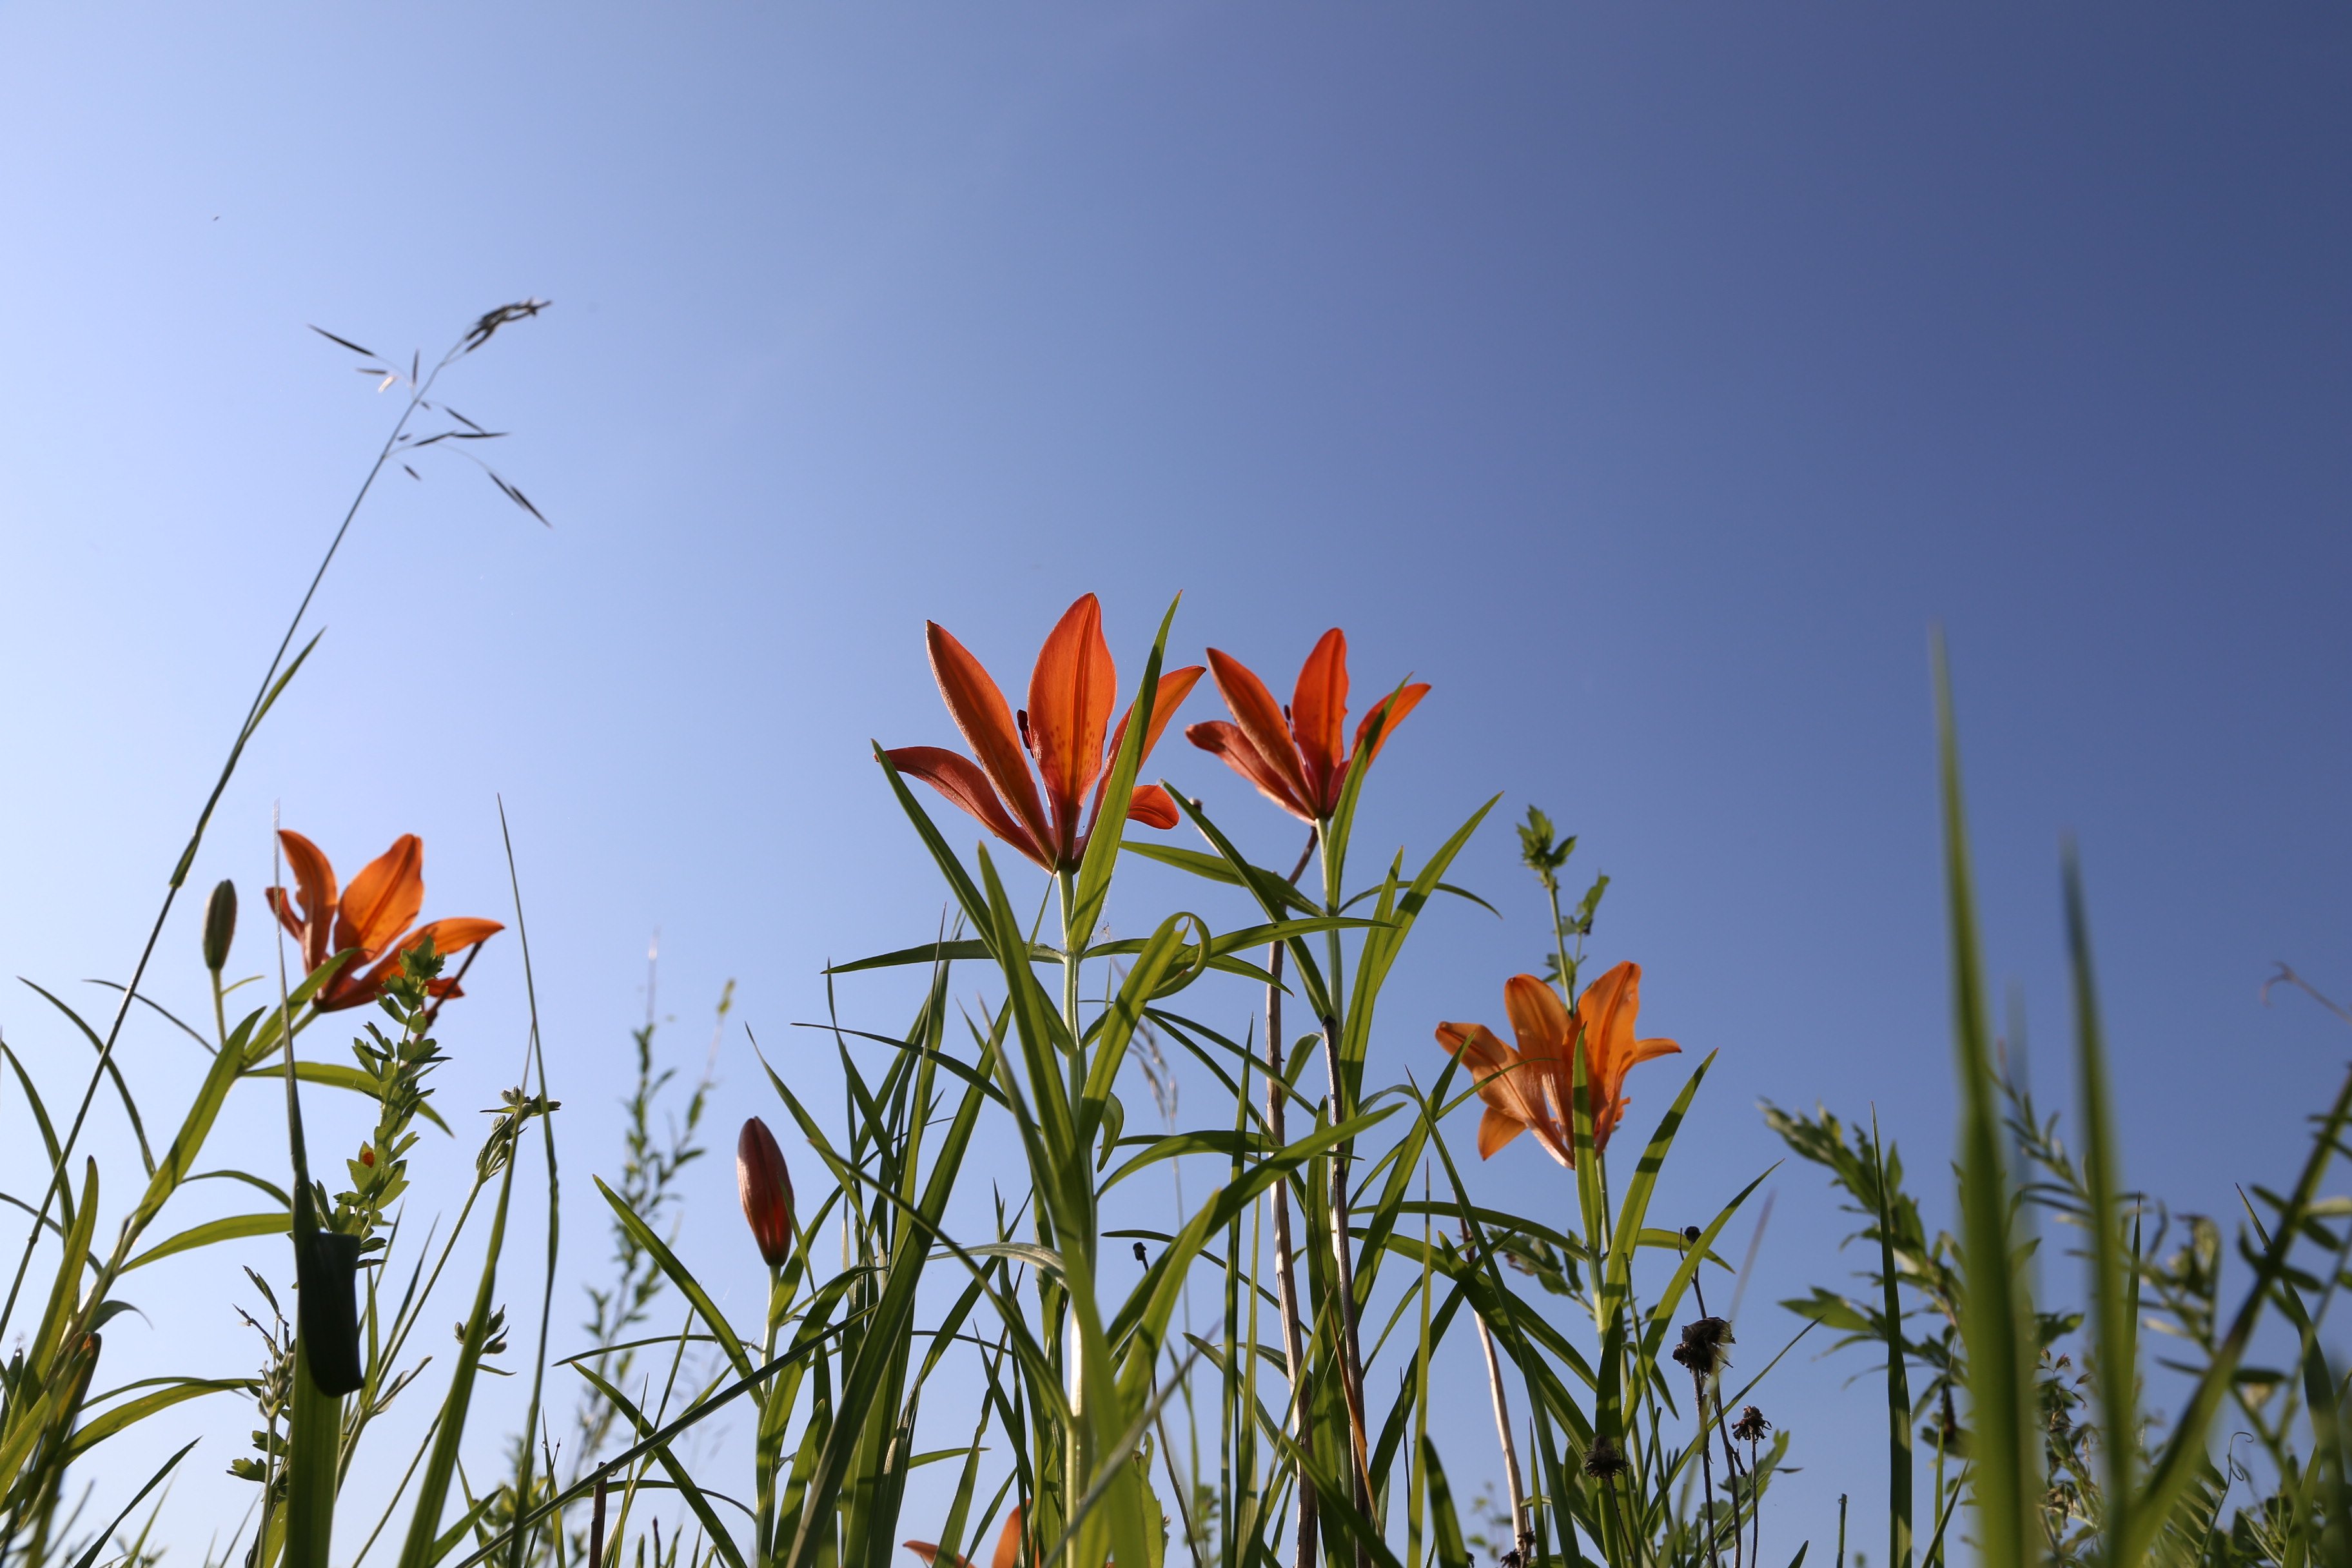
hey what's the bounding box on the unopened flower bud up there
[737,1117,794,1269]
[203,880,237,972]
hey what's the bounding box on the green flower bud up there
[202,880,237,972]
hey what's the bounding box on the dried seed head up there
[1582,1436,1629,1480]
[1681,1224,1703,1245]
[204,880,238,972]
[737,1117,794,1269]
[1672,1315,1734,1378]
[1732,1405,1770,1443]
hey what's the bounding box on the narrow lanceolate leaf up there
[395,1140,522,1568]
[595,1177,756,1382]
[2064,847,2136,1561]
[1068,592,1181,948]
[1932,640,2040,1568]
[122,1212,289,1272]
[65,1378,249,1455]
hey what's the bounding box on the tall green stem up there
[282,1352,342,1568]
[1313,825,1372,1561]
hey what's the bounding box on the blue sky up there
[3,2,2348,1556]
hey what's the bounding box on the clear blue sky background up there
[3,3,2348,1558]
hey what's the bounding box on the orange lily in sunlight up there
[885,594,1204,874]
[1434,962,1680,1162]
[264,830,504,1012]
[1183,628,1428,823]
[905,1505,1024,1568]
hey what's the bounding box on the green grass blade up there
[1069,593,1181,948]
[1931,638,2039,1568]
[594,1177,755,1382]
[282,1350,342,1568]
[122,1211,289,1271]
[2063,846,2135,1560]
[395,1141,522,1568]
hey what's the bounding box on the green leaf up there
[239,1061,454,1133]
[594,1177,755,1382]
[1068,593,1182,948]
[1932,638,2040,1568]
[66,1378,250,1455]
[123,1212,289,1271]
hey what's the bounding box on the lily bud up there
[203,880,237,972]
[737,1117,793,1269]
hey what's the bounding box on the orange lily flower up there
[264,830,504,1012]
[885,594,1204,874]
[1184,629,1429,823]
[1433,962,1680,1162]
[905,1505,1025,1568]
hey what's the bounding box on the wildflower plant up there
[10,309,2352,1568]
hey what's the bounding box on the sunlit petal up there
[1348,681,1430,768]
[1124,784,1182,830]
[926,622,1054,858]
[1289,629,1349,813]
[1204,649,1314,811]
[991,1507,1024,1568]
[335,834,425,957]
[885,746,1050,871]
[1184,720,1312,822]
[1026,594,1117,859]
[275,828,339,970]
[1084,667,1206,838]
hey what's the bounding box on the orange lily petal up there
[262,886,306,955]
[1501,974,1574,1080]
[1348,681,1430,769]
[1184,719,1313,822]
[1480,1105,1530,1159]
[885,746,1049,870]
[1290,629,1349,814]
[1576,962,1680,1152]
[400,916,504,957]
[903,1505,1021,1568]
[1435,1020,1567,1166]
[1125,784,1181,830]
[1576,962,1642,1084]
[925,622,1055,862]
[1626,1035,1683,1068]
[992,1507,1024,1568]
[1204,649,1314,813]
[322,917,506,1012]
[1025,594,1117,860]
[335,835,425,958]
[1085,667,1206,835]
[275,829,339,969]
[1136,666,1205,759]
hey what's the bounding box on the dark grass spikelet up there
[1582,1436,1629,1480]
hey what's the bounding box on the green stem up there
[754,1266,785,1568]
[282,1348,343,1568]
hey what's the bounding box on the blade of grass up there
[1930,637,2039,1568]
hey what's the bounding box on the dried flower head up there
[1582,1436,1629,1480]
[1732,1405,1770,1444]
[1672,1315,1734,1379]
[738,1117,794,1270]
